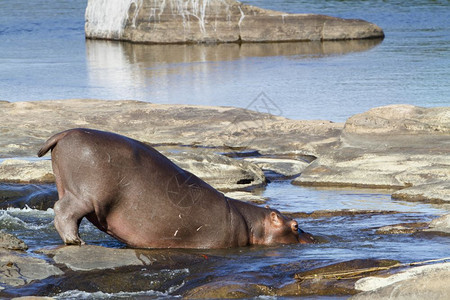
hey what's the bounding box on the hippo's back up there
[47,128,242,248]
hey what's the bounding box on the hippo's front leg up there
[53,193,94,245]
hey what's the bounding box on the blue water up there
[0,0,449,121]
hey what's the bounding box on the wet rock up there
[392,182,450,203]
[34,245,211,295]
[375,223,428,235]
[0,249,63,289]
[294,105,450,192]
[50,265,190,295]
[374,214,450,236]
[352,262,450,299]
[278,259,399,297]
[85,0,384,44]
[184,280,273,299]
[0,231,28,251]
[168,152,265,191]
[243,157,310,177]
[39,245,207,272]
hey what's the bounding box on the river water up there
[0,0,449,121]
[0,0,449,298]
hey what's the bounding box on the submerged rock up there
[375,223,429,235]
[184,280,273,299]
[85,0,384,43]
[40,245,207,272]
[278,259,399,297]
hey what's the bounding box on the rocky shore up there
[0,99,449,298]
[0,100,448,202]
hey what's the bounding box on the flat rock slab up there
[0,99,342,158]
[294,105,450,202]
[374,214,450,235]
[392,182,450,203]
[0,249,63,289]
[0,99,341,189]
[40,245,207,272]
[85,0,384,43]
[352,262,450,299]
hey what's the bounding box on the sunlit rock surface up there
[85,0,384,43]
[1,101,449,203]
[293,105,450,202]
[352,262,450,300]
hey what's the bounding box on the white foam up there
[55,286,183,299]
[0,207,54,230]
[5,205,54,216]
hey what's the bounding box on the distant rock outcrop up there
[85,0,384,43]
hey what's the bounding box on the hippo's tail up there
[37,130,71,157]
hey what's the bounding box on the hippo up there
[37,128,315,248]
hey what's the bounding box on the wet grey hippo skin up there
[38,128,315,248]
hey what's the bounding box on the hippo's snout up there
[298,229,316,244]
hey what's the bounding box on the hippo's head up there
[261,209,315,245]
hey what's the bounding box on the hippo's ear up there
[270,211,283,227]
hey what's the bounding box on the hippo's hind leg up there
[53,193,93,245]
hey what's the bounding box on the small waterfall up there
[85,0,143,39]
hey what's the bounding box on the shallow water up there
[0,0,449,121]
[1,180,449,298]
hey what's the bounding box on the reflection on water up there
[85,39,382,108]
[87,39,383,64]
